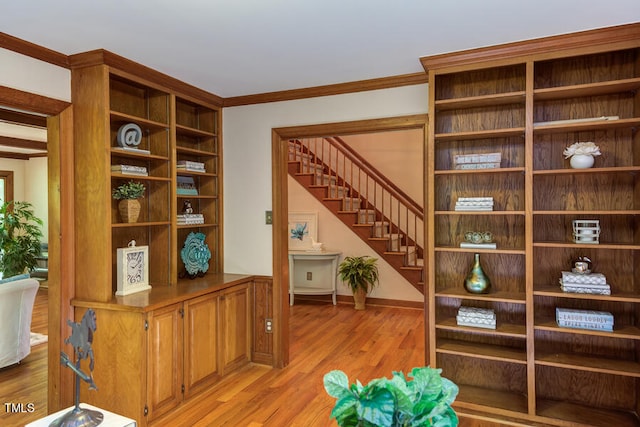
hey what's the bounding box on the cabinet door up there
[183,292,220,398]
[219,283,251,375]
[147,303,183,421]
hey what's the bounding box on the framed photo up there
[288,212,318,250]
[116,244,151,296]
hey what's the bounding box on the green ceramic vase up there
[464,253,491,294]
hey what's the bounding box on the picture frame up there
[116,243,151,296]
[288,212,318,250]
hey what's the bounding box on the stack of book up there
[456,306,496,329]
[453,152,501,170]
[177,160,206,173]
[455,197,494,211]
[556,308,613,332]
[177,213,204,225]
[559,271,610,295]
[177,176,198,195]
[111,164,148,176]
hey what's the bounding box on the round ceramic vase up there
[570,154,595,169]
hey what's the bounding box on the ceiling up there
[0,1,639,157]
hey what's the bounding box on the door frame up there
[0,85,73,410]
[271,114,427,367]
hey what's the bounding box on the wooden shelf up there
[533,241,640,250]
[434,91,526,111]
[437,318,526,338]
[175,123,216,138]
[111,147,170,161]
[454,384,529,416]
[533,166,640,175]
[535,351,640,377]
[535,399,640,427]
[535,319,640,340]
[176,146,218,157]
[435,246,526,255]
[533,117,640,134]
[437,339,527,363]
[434,167,525,175]
[534,286,640,303]
[110,111,169,129]
[434,127,525,142]
[534,77,640,101]
[436,287,526,303]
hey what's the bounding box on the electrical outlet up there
[306,272,312,280]
[265,210,273,225]
[265,319,273,333]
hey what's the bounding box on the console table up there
[288,250,341,305]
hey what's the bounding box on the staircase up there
[288,137,424,294]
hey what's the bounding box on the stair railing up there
[289,137,423,266]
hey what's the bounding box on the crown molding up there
[0,32,69,68]
[421,22,640,72]
[223,72,427,107]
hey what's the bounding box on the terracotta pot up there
[352,287,367,310]
[118,199,141,223]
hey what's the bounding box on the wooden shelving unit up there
[422,24,640,426]
[71,57,223,301]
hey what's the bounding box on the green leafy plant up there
[112,181,146,200]
[338,255,380,293]
[0,201,44,278]
[324,367,459,427]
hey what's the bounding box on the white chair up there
[0,277,39,368]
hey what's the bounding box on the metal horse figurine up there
[51,308,103,427]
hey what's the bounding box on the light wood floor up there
[0,290,516,427]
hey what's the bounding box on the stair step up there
[358,209,376,224]
[372,221,390,237]
[329,185,349,198]
[343,198,361,211]
[315,173,337,185]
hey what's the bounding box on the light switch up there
[265,210,273,224]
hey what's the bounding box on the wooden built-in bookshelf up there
[422,23,640,426]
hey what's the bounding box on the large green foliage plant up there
[324,367,459,427]
[0,201,44,278]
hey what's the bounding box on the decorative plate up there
[180,232,211,276]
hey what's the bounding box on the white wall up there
[0,48,71,102]
[223,85,428,301]
[0,49,71,244]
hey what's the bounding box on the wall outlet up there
[306,272,312,280]
[265,210,273,225]
[265,319,273,333]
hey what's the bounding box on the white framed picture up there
[116,243,151,296]
[288,212,318,250]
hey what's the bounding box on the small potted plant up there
[338,255,379,310]
[563,141,601,169]
[112,181,145,223]
[324,366,459,426]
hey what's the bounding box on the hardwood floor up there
[153,299,427,427]
[0,291,521,426]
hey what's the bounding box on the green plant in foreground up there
[0,201,43,277]
[112,181,146,200]
[324,366,459,427]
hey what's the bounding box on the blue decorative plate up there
[180,232,211,277]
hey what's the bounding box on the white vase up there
[570,154,595,169]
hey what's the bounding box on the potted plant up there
[112,181,145,223]
[324,366,459,426]
[338,255,379,310]
[0,201,44,278]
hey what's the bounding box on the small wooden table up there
[288,250,341,305]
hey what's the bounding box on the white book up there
[561,286,611,296]
[556,308,614,324]
[456,318,497,330]
[455,206,494,211]
[460,242,497,249]
[458,306,495,319]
